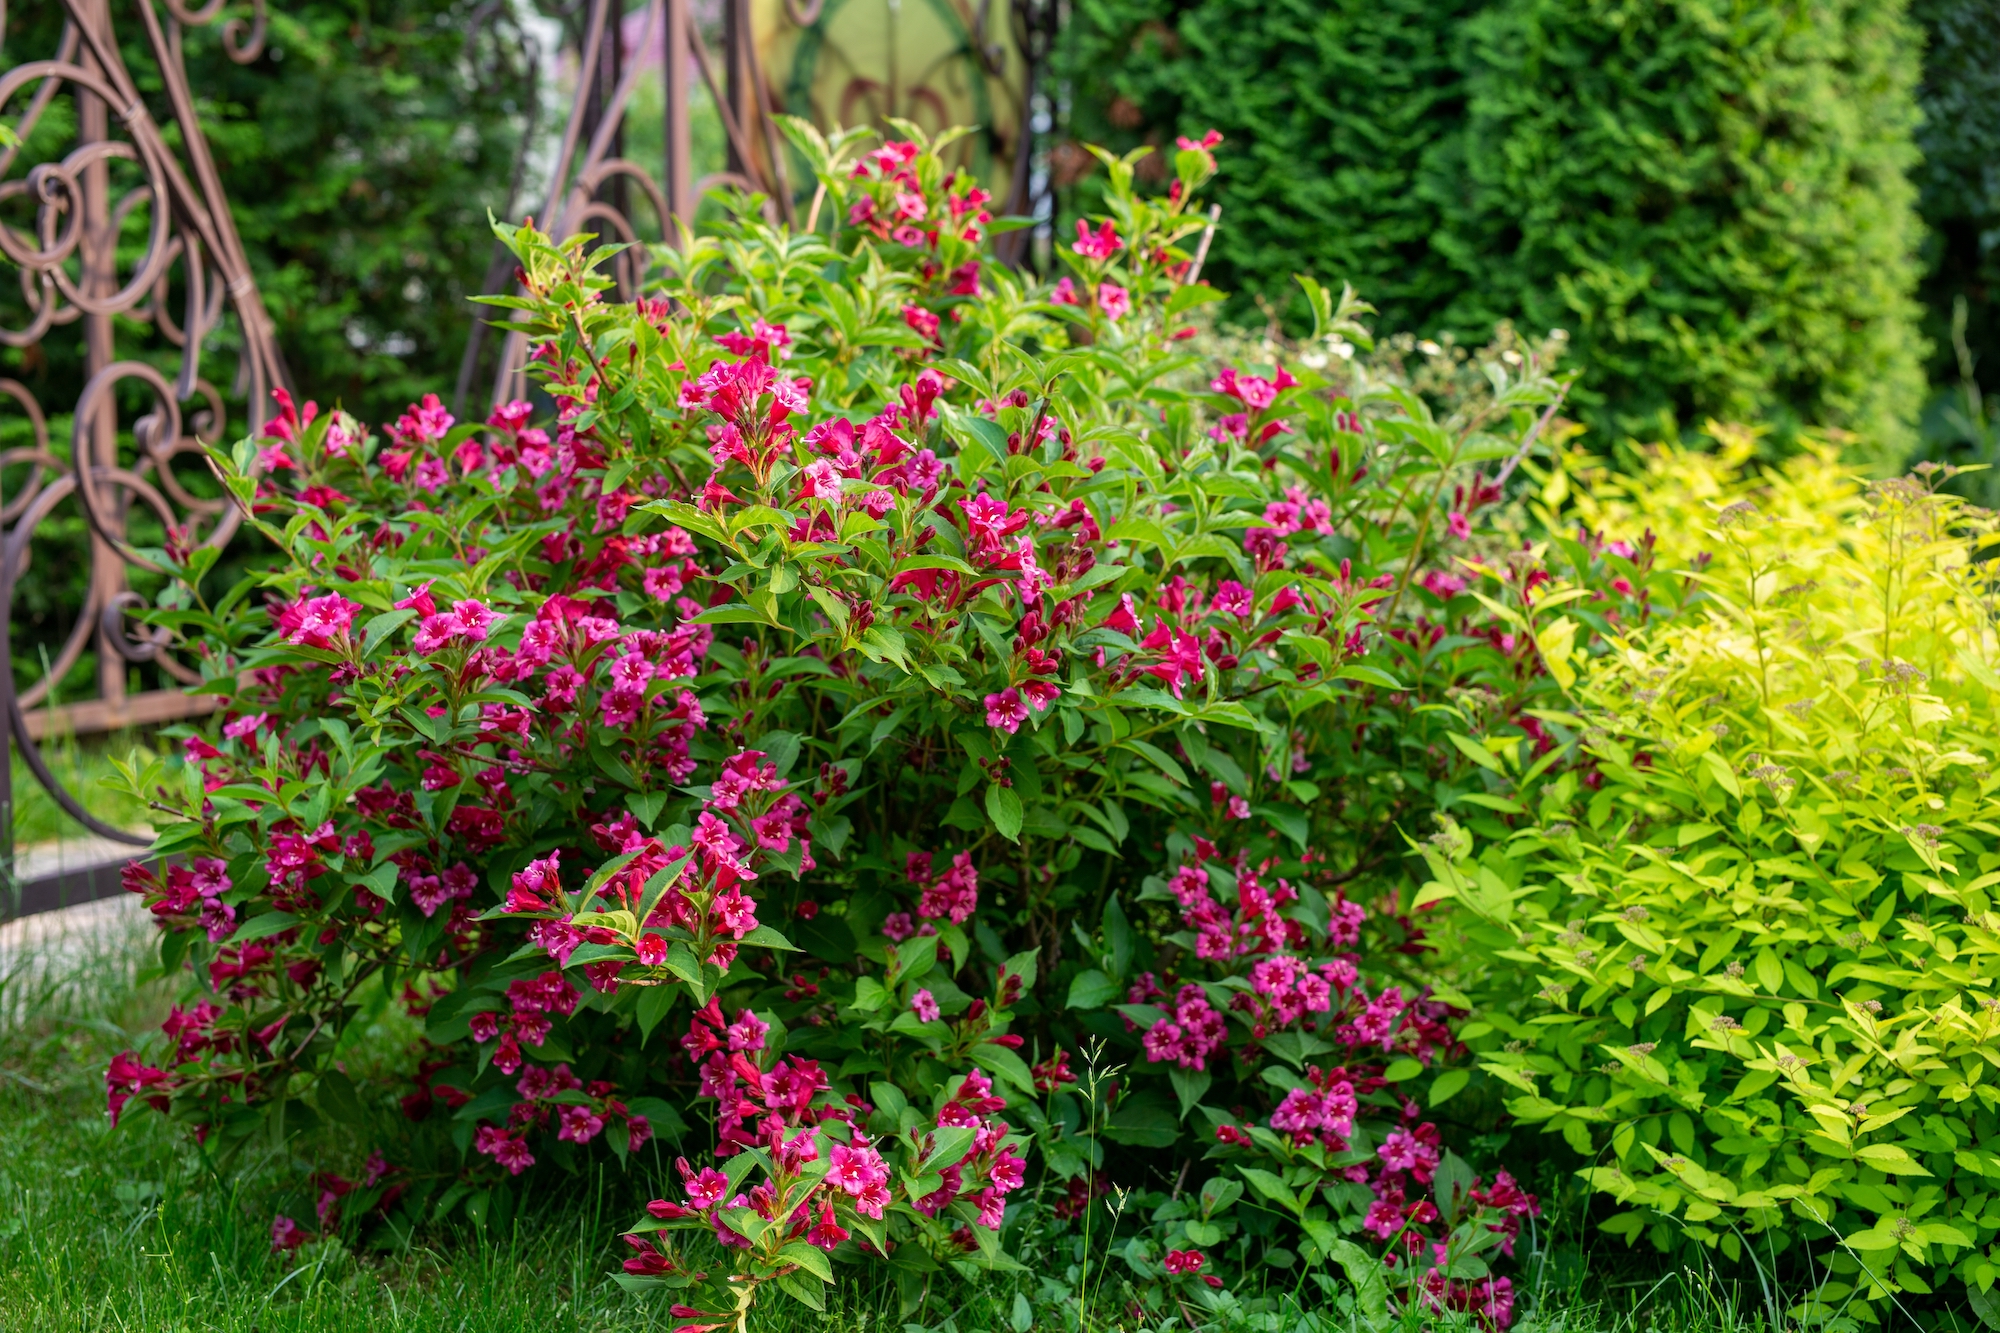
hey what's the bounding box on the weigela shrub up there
[1423,448,2000,1325]
[108,123,1590,1320]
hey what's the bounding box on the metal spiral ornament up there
[0,0,284,851]
[472,0,1052,411]
[482,0,790,408]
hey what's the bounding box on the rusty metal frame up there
[472,0,1048,410]
[477,0,793,409]
[0,0,284,851]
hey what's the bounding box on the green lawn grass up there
[8,731,166,848]
[0,853,1777,1331]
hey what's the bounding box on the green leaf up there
[691,601,779,626]
[1199,1176,1244,1218]
[1854,1143,1931,1176]
[740,925,800,951]
[1447,732,1505,773]
[636,983,678,1042]
[1067,969,1118,1010]
[315,1068,365,1123]
[775,1271,826,1309]
[1333,663,1406,691]
[665,941,705,991]
[361,607,417,648]
[986,783,1024,842]
[1972,1283,2000,1331]
[1429,1069,1471,1106]
[1255,803,1309,851]
[1843,1227,1904,1252]
[1103,894,1133,981]
[234,912,302,942]
[891,553,979,577]
[1165,283,1227,320]
[1169,1066,1211,1119]
[1238,1167,1302,1215]
[924,1124,979,1172]
[779,1242,833,1282]
[973,1042,1035,1096]
[1122,738,1188,785]
[960,414,1011,465]
[1103,1094,1178,1148]
[1326,1239,1391,1320]
[858,625,911,668]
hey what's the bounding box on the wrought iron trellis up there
[464,0,1057,410]
[0,0,283,853]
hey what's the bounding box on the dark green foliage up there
[186,2,534,423]
[0,0,532,427]
[1059,0,1480,336]
[1441,0,1928,461]
[1059,0,1930,461]
[1909,0,2000,452]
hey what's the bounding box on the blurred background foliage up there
[2,0,1994,464]
[1058,0,1943,466]
[1,0,540,428]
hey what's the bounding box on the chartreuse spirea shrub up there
[1421,446,2000,1325]
[101,121,1614,1327]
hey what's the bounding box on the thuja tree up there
[106,126,1638,1325]
[1061,0,1929,462]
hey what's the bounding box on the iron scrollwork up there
[0,0,283,851]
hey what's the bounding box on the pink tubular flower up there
[1379,1128,1441,1179]
[828,1142,890,1201]
[271,1214,308,1253]
[794,458,843,504]
[413,598,501,654]
[1448,511,1472,540]
[1270,1080,1357,1147]
[506,851,561,913]
[1140,985,1228,1071]
[558,1104,605,1143]
[1072,218,1122,259]
[711,889,759,938]
[1139,619,1205,698]
[1210,580,1252,618]
[1096,282,1131,322]
[807,1197,850,1250]
[474,1125,535,1175]
[985,687,1028,734]
[726,1009,769,1051]
[1420,569,1467,599]
[1164,1249,1206,1274]
[911,988,941,1022]
[276,594,362,651]
[917,851,979,924]
[684,1164,731,1209]
[958,492,1028,557]
[901,304,941,343]
[1102,593,1142,637]
[393,393,454,445]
